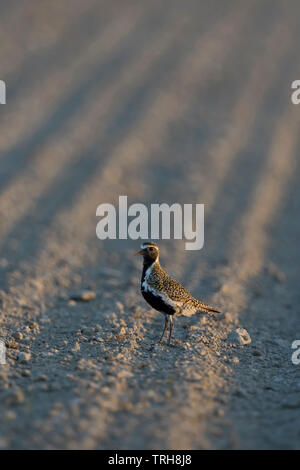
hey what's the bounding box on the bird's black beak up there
[134,250,144,256]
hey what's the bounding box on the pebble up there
[226,328,251,346]
[4,410,17,421]
[5,388,25,405]
[215,408,225,417]
[36,374,47,382]
[252,349,262,356]
[106,352,124,362]
[78,335,88,342]
[147,390,159,400]
[115,301,124,313]
[18,352,31,364]
[220,312,233,323]
[199,316,207,326]
[267,262,286,283]
[233,387,247,398]
[12,332,23,341]
[221,283,232,294]
[120,400,133,411]
[117,369,134,379]
[6,340,19,349]
[72,342,80,353]
[0,258,8,268]
[232,356,240,364]
[70,290,96,302]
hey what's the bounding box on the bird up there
[135,241,220,345]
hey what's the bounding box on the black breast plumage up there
[141,264,176,316]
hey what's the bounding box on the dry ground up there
[0,0,300,449]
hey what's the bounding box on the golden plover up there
[135,241,220,344]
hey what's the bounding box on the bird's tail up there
[194,299,221,315]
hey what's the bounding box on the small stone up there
[12,332,23,341]
[147,390,158,400]
[267,262,286,283]
[139,361,151,369]
[78,335,88,342]
[95,336,103,342]
[151,344,162,353]
[18,352,31,364]
[189,325,200,331]
[233,387,247,398]
[106,352,123,362]
[36,374,47,382]
[115,301,124,313]
[72,342,80,353]
[6,340,19,349]
[4,410,17,421]
[232,356,240,364]
[119,327,126,336]
[71,290,96,302]
[221,284,232,294]
[227,328,251,346]
[220,312,233,323]
[117,369,133,379]
[252,349,262,356]
[0,258,8,268]
[120,400,133,410]
[21,369,31,377]
[5,388,25,405]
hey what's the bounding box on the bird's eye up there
[149,247,153,251]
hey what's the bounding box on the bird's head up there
[134,241,159,264]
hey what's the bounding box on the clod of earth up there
[226,328,251,346]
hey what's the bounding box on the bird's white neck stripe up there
[144,260,157,278]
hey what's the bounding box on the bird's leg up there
[168,315,174,345]
[159,315,169,343]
